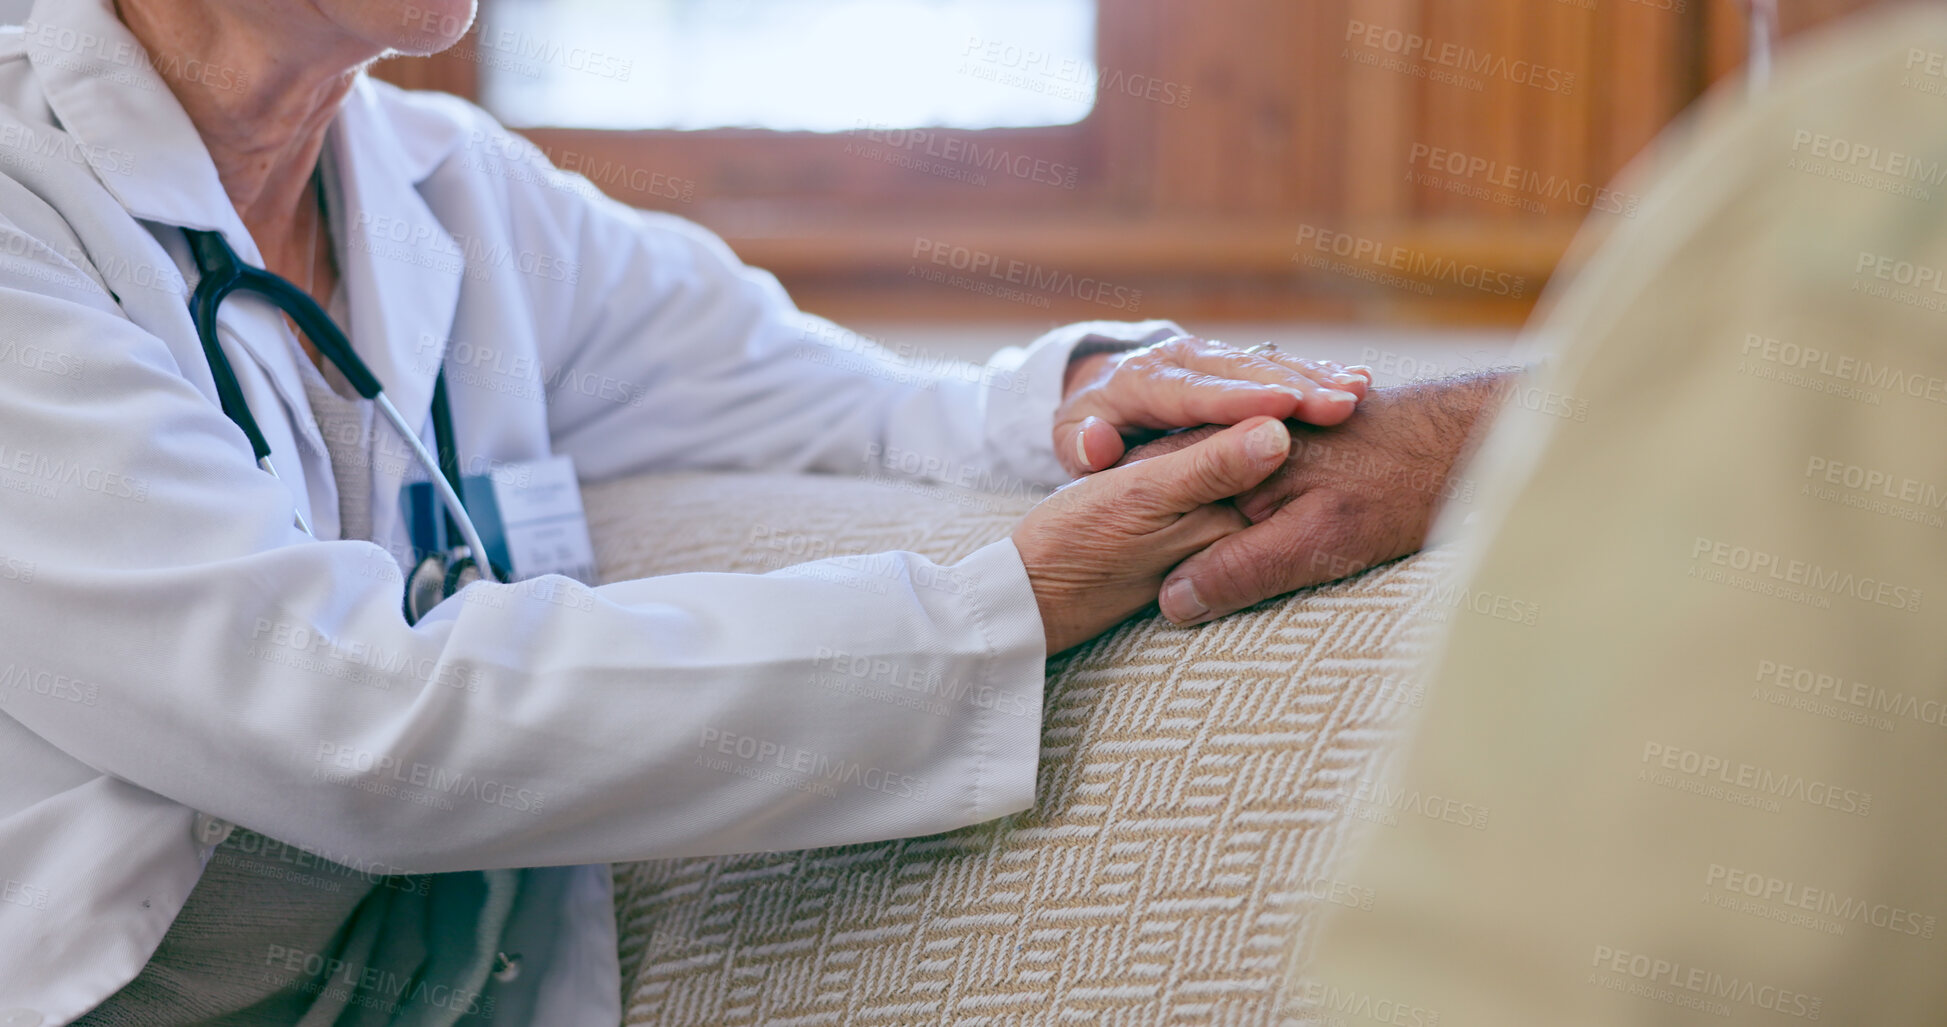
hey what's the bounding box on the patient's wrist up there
[1416,366,1520,447]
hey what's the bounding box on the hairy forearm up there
[1370,368,1520,498]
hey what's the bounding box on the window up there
[377,0,1730,326]
[476,0,1097,132]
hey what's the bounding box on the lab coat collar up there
[22,0,330,473]
[23,0,252,247]
[27,0,466,551]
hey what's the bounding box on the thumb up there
[1066,415,1127,474]
[1126,416,1289,513]
[1158,517,1315,626]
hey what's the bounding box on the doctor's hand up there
[1054,335,1370,477]
[1012,416,1292,654]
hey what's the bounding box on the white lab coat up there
[0,1,1182,1023]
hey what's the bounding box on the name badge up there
[402,455,596,583]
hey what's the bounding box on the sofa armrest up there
[580,470,1451,1025]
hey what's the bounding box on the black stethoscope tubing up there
[182,227,500,618]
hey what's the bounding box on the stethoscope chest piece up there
[405,550,490,625]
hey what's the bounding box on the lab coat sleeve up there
[458,117,1182,490]
[0,244,1053,872]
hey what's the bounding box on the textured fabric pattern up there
[581,471,1449,1026]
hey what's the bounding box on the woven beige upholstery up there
[581,470,1449,1026]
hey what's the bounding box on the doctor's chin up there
[0,0,1940,1024]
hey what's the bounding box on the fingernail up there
[1330,373,1364,387]
[1160,578,1209,624]
[1345,364,1374,380]
[1247,419,1289,460]
[1319,389,1358,405]
[1074,428,1094,471]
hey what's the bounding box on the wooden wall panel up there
[1340,0,1417,223]
[1537,1,1596,224]
[1296,0,1352,221]
[1703,0,1885,85]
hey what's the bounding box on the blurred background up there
[361,0,1876,377]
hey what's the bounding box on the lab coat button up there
[192,812,235,847]
[0,1008,44,1027]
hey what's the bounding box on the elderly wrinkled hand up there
[1054,335,1372,477]
[1012,416,1294,654]
[1114,371,1514,626]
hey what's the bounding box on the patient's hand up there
[1118,372,1513,626]
[1054,336,1370,477]
[1013,417,1291,654]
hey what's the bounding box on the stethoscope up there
[184,227,501,623]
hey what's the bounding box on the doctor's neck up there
[113,0,474,243]
[116,0,371,240]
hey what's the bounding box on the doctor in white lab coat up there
[0,0,1377,1023]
